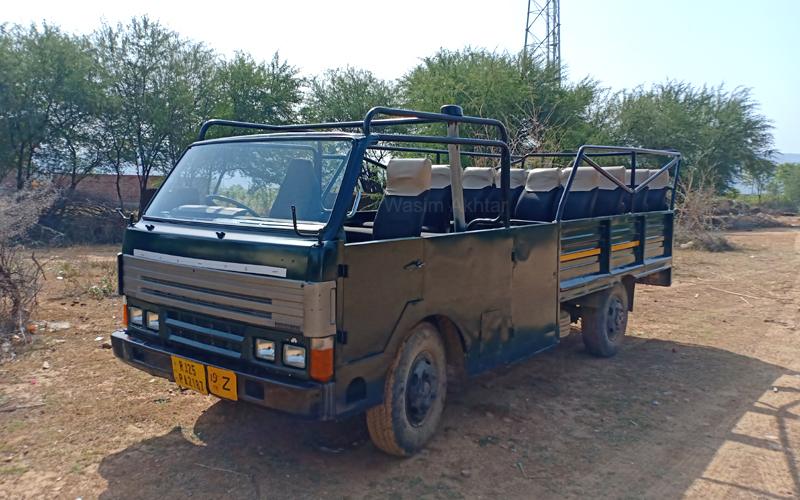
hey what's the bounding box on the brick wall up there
[2,174,164,208]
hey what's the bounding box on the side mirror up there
[116,208,136,227]
[347,189,362,218]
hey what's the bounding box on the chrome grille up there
[122,253,336,338]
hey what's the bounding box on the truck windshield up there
[145,139,353,229]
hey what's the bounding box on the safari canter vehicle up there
[111,105,681,456]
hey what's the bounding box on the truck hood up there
[122,220,337,282]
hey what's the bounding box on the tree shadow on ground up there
[98,336,800,499]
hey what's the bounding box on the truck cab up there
[112,105,680,456]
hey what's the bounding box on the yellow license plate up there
[171,356,208,395]
[208,365,238,401]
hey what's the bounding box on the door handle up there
[404,259,425,270]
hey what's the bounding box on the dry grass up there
[675,172,736,252]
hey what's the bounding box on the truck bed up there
[559,211,674,302]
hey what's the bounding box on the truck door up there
[339,238,425,361]
[422,230,514,371]
[509,223,560,353]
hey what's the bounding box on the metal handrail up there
[554,145,682,221]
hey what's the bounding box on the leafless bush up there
[0,180,60,243]
[0,181,59,346]
[674,171,735,252]
[0,246,46,339]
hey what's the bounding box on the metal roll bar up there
[196,109,682,231]
[555,146,682,221]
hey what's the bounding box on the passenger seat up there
[514,168,562,222]
[624,169,649,212]
[462,167,495,221]
[372,158,432,240]
[504,168,528,210]
[481,167,526,220]
[560,167,598,220]
[594,166,626,216]
[645,169,670,211]
[422,165,453,232]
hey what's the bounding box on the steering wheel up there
[205,194,260,218]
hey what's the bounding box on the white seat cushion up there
[385,158,432,196]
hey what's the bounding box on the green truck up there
[112,105,680,456]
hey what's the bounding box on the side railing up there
[555,146,682,221]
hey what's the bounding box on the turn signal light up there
[309,337,334,382]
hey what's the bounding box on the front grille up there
[165,311,245,359]
[123,254,307,331]
[122,253,336,340]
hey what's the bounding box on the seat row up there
[371,159,671,240]
[515,166,671,221]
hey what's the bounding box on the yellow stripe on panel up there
[560,248,601,262]
[611,240,640,252]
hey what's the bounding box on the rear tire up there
[581,284,629,357]
[366,322,447,457]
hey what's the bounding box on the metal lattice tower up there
[523,0,561,78]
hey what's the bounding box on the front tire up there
[581,284,629,357]
[366,322,447,457]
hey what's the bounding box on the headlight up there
[283,344,306,369]
[129,307,143,326]
[254,339,276,361]
[146,311,159,331]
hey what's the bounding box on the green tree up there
[401,48,600,154]
[302,66,396,123]
[163,41,219,166]
[602,82,774,192]
[0,24,72,188]
[34,31,106,193]
[214,52,303,125]
[740,158,775,204]
[94,16,219,211]
[775,163,800,207]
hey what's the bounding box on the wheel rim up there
[606,296,626,341]
[405,352,438,427]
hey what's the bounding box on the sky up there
[4,0,799,153]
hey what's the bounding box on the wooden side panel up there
[560,221,603,287]
[559,212,674,297]
[644,213,669,260]
[610,215,639,270]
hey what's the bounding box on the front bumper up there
[111,330,336,420]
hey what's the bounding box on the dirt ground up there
[1,222,799,499]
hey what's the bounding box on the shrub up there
[0,181,59,342]
[675,172,735,252]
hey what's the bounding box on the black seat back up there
[514,168,562,221]
[594,166,626,216]
[270,159,322,220]
[645,169,670,211]
[624,169,649,212]
[373,158,432,240]
[462,167,495,221]
[561,167,598,220]
[423,165,452,232]
[506,168,527,212]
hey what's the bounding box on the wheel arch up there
[424,314,468,384]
